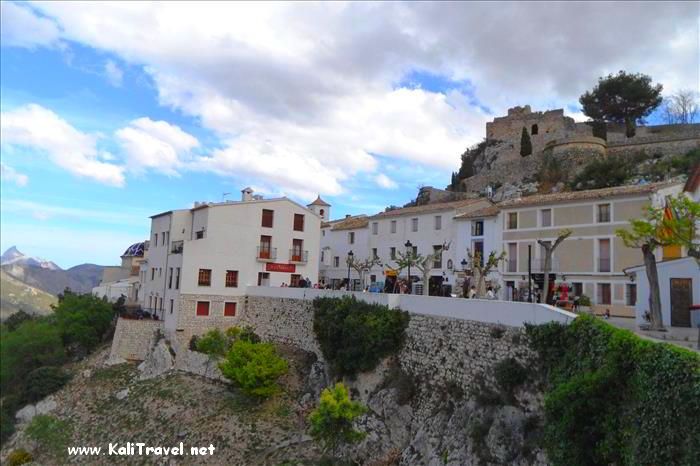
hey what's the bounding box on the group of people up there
[465,285,497,300]
[280,277,331,289]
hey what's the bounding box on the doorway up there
[670,278,692,327]
[257,272,270,286]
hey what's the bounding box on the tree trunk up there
[643,244,664,331]
[542,252,552,304]
[625,117,636,138]
[423,270,430,296]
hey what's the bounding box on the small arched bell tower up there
[307,195,330,221]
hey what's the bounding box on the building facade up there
[139,189,321,336]
[497,182,683,316]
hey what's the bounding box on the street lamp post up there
[347,250,354,291]
[405,240,413,294]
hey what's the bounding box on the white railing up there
[244,286,576,327]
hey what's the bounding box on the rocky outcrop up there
[14,397,58,424]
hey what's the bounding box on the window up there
[322,230,326,237]
[292,239,303,261]
[148,296,152,309]
[290,274,301,287]
[508,212,518,229]
[507,243,517,272]
[541,209,552,227]
[262,209,274,228]
[257,272,270,286]
[320,250,325,263]
[348,232,355,244]
[412,246,418,256]
[597,204,610,223]
[198,268,212,286]
[293,214,305,231]
[531,124,538,135]
[225,270,238,288]
[334,256,340,267]
[159,268,162,277]
[391,220,397,233]
[597,283,611,305]
[372,248,378,259]
[372,222,378,235]
[390,247,396,260]
[471,220,484,236]
[195,230,204,240]
[224,302,237,317]
[151,268,155,280]
[626,284,637,306]
[154,233,158,246]
[432,245,443,269]
[572,282,583,298]
[196,301,210,316]
[472,240,484,267]
[259,235,272,259]
[411,218,418,232]
[319,209,325,217]
[163,232,168,246]
[168,268,173,289]
[598,239,611,272]
[169,299,174,314]
[175,267,180,289]
[434,215,442,230]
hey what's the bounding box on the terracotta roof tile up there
[498,182,680,208]
[324,215,369,231]
[308,195,331,206]
[455,205,500,219]
[371,198,485,218]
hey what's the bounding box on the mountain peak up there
[1,246,61,270]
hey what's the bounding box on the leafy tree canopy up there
[580,71,663,137]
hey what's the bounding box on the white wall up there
[319,224,371,286]
[632,257,700,327]
[245,286,577,327]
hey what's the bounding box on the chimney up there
[241,187,254,202]
[345,214,351,218]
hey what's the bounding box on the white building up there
[139,188,321,335]
[319,214,370,290]
[454,204,504,296]
[92,242,146,304]
[625,257,699,328]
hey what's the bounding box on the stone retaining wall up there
[109,318,163,361]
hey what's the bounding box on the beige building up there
[498,182,683,316]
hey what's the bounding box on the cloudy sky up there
[1,1,698,267]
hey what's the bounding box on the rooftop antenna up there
[222,192,231,202]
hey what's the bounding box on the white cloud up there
[0,163,29,187]
[374,173,398,190]
[0,2,61,49]
[116,118,199,176]
[0,198,150,226]
[103,60,123,87]
[0,104,125,186]
[9,2,698,195]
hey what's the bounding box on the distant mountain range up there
[0,270,57,320]
[1,246,106,299]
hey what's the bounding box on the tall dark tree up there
[579,71,663,138]
[520,127,532,156]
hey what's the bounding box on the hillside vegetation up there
[0,271,56,320]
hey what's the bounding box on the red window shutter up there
[294,214,304,231]
[196,301,209,316]
[224,302,237,317]
[262,209,274,228]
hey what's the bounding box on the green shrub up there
[195,329,229,357]
[25,367,71,403]
[312,297,410,377]
[1,406,16,446]
[570,157,631,190]
[526,314,700,466]
[219,340,288,398]
[0,320,66,394]
[6,448,33,466]
[494,357,528,394]
[53,293,115,354]
[578,294,591,307]
[25,415,72,459]
[4,310,33,332]
[225,325,261,344]
[309,383,367,454]
[520,127,532,156]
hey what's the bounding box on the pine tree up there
[520,127,532,156]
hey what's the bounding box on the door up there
[670,278,692,327]
[257,272,270,286]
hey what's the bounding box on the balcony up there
[171,240,184,254]
[598,258,611,273]
[256,246,277,261]
[289,250,309,263]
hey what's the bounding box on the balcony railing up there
[289,250,309,263]
[171,240,184,254]
[598,258,611,272]
[257,246,277,261]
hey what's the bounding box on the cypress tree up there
[520,127,532,156]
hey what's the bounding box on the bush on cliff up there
[309,382,366,455]
[219,339,288,398]
[526,314,700,466]
[312,296,410,377]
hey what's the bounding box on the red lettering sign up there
[265,263,296,273]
